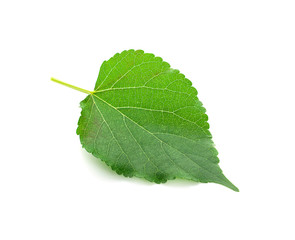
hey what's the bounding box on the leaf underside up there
[76,49,238,191]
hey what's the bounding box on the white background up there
[0,0,294,239]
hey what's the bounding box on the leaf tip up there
[223,180,239,192]
[230,184,239,192]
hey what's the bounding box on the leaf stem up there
[51,77,94,95]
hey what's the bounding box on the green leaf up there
[51,49,239,192]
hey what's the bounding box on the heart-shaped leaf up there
[52,49,238,191]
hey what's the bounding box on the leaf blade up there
[77,49,238,191]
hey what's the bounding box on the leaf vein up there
[96,51,131,90]
[123,116,161,175]
[116,106,204,131]
[95,86,190,96]
[91,95,134,171]
[110,61,161,88]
